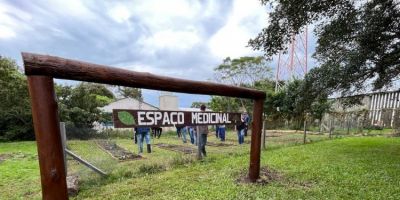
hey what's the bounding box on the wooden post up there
[60,122,67,175]
[345,116,350,135]
[27,76,68,200]
[248,98,264,182]
[303,119,307,144]
[329,119,333,139]
[196,126,201,160]
[262,117,267,150]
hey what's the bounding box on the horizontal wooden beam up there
[22,52,266,99]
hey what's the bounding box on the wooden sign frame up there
[112,109,242,128]
[22,52,266,200]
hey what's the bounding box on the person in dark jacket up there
[236,114,246,144]
[243,112,250,136]
[197,105,208,158]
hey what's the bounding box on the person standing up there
[188,126,196,145]
[243,112,250,137]
[215,125,219,138]
[136,127,152,153]
[197,105,208,158]
[236,114,246,144]
[219,124,226,141]
[134,128,138,144]
[181,126,188,143]
[176,126,182,138]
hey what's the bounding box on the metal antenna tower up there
[275,27,308,92]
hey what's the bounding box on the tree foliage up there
[250,0,400,94]
[0,57,33,141]
[0,56,116,140]
[211,56,273,113]
[118,86,143,100]
[272,79,331,124]
[190,102,210,108]
[56,83,114,129]
[210,56,331,124]
[209,96,241,112]
[214,56,272,86]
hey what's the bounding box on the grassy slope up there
[1,135,399,199]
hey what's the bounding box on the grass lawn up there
[332,128,395,136]
[1,132,399,199]
[0,142,41,199]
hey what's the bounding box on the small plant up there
[170,155,195,167]
[138,163,166,175]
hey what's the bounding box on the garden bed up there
[155,143,197,154]
[95,140,142,161]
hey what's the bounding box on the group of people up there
[176,126,196,144]
[174,105,208,157]
[133,105,251,158]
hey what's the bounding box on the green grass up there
[1,132,399,199]
[0,141,41,199]
[332,128,395,136]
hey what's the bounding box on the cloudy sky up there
[0,0,316,107]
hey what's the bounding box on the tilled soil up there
[206,141,235,147]
[236,166,284,185]
[96,140,142,161]
[155,143,197,154]
[225,139,251,144]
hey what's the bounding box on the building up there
[330,90,400,127]
[159,92,178,110]
[101,98,159,112]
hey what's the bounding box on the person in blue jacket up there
[135,127,152,153]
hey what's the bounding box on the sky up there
[0,0,316,107]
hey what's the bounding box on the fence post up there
[329,119,333,139]
[262,116,267,150]
[248,98,264,182]
[196,126,201,160]
[303,119,307,144]
[27,76,68,200]
[60,122,67,175]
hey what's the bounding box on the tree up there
[118,86,142,100]
[212,56,273,111]
[209,96,240,112]
[190,102,210,108]
[214,56,272,86]
[250,0,400,95]
[56,83,114,129]
[0,57,33,141]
